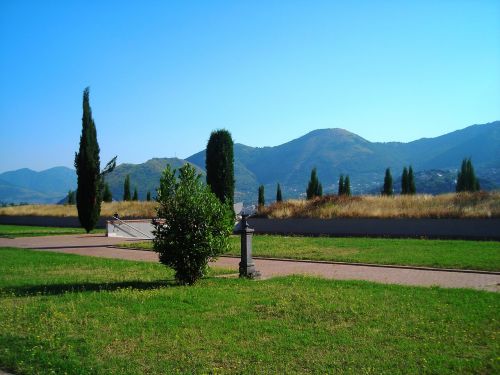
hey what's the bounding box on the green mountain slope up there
[103,158,204,201]
[187,121,499,202]
[1,121,498,204]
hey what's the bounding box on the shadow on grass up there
[0,279,177,297]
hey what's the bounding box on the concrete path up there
[1,234,499,292]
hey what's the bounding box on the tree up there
[401,167,409,195]
[306,168,322,199]
[67,190,76,205]
[123,175,131,201]
[146,191,151,201]
[102,183,112,202]
[408,166,416,194]
[206,129,235,207]
[338,175,344,196]
[276,183,283,202]
[258,185,265,207]
[456,158,480,192]
[132,187,138,201]
[153,164,233,285]
[344,175,351,196]
[382,168,393,196]
[74,87,103,233]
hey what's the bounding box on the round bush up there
[153,164,234,285]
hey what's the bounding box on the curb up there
[108,246,500,276]
[237,256,500,276]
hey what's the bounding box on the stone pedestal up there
[238,215,261,279]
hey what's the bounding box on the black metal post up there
[238,214,261,279]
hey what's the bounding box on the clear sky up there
[1,0,499,173]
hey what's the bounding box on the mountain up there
[103,158,204,201]
[0,167,76,204]
[187,121,500,202]
[1,121,498,204]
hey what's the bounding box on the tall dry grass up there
[0,201,158,218]
[257,192,500,219]
[1,192,499,219]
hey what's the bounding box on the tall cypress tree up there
[132,187,138,201]
[102,183,112,202]
[67,190,76,205]
[74,87,102,233]
[456,158,480,192]
[258,185,265,206]
[338,175,344,196]
[306,168,322,199]
[382,168,393,196]
[146,191,151,201]
[344,175,351,196]
[206,129,235,207]
[123,175,131,201]
[401,167,409,195]
[408,166,416,194]
[276,183,283,202]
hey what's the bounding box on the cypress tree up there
[338,175,344,196]
[382,168,393,196]
[456,159,466,192]
[401,167,409,195]
[67,190,76,205]
[276,183,283,202]
[123,175,131,201]
[258,185,265,207]
[146,191,151,201]
[206,129,235,207]
[102,183,112,202]
[132,187,138,201]
[408,166,416,194]
[306,168,322,199]
[74,87,102,233]
[344,175,351,196]
[456,158,480,192]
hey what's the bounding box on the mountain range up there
[1,121,498,204]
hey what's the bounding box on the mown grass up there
[0,224,104,238]
[120,235,500,272]
[0,248,498,374]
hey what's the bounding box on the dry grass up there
[1,192,499,219]
[257,192,500,219]
[0,201,158,218]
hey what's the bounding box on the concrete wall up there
[107,220,154,239]
[246,218,500,240]
[2,215,499,240]
[0,215,141,229]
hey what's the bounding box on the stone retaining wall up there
[1,215,499,240]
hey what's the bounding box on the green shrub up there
[153,164,233,285]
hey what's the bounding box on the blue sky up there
[0,0,499,173]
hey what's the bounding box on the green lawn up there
[120,235,500,272]
[1,248,499,374]
[0,224,104,238]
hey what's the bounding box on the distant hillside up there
[0,167,76,204]
[187,121,500,202]
[103,158,204,201]
[1,121,498,204]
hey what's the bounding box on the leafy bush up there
[153,164,234,285]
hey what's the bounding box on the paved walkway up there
[1,234,499,292]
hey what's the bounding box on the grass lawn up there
[120,235,500,272]
[1,248,499,374]
[0,224,104,238]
